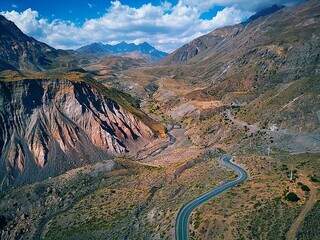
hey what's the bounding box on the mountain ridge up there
[0,15,69,71]
[77,41,168,61]
[244,4,285,24]
[161,3,288,65]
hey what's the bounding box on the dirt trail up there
[286,179,319,240]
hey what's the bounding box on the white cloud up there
[0,0,302,52]
[2,8,42,36]
[88,3,93,9]
[199,7,251,30]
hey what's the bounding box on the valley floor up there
[1,120,319,239]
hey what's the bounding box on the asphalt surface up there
[175,154,248,240]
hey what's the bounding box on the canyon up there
[0,1,319,240]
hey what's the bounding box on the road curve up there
[175,155,248,240]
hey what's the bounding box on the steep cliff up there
[0,79,158,189]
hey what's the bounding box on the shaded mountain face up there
[0,79,156,189]
[0,15,69,71]
[161,25,243,65]
[77,41,168,61]
[244,4,284,24]
[161,4,286,65]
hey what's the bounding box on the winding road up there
[175,155,248,240]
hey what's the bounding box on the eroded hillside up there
[0,78,164,189]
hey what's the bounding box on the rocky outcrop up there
[0,79,155,188]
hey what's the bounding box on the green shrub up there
[300,184,310,192]
[310,175,320,183]
[285,192,300,202]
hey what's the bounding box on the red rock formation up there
[0,79,155,188]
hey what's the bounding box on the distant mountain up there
[77,42,112,55]
[77,41,168,61]
[0,15,69,71]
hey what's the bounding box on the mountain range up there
[0,1,320,239]
[77,41,168,61]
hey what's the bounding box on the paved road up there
[175,155,248,240]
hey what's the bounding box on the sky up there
[0,0,303,52]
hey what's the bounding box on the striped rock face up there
[0,79,155,189]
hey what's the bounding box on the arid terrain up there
[0,0,320,240]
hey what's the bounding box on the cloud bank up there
[1,0,303,52]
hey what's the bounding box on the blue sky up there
[0,0,303,52]
[1,1,178,24]
[0,0,226,24]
